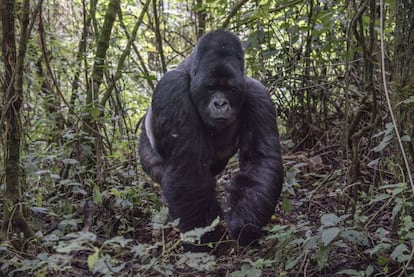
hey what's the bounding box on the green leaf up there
[35,170,50,175]
[63,158,79,165]
[337,269,364,276]
[320,214,341,227]
[365,265,374,276]
[131,244,150,258]
[369,193,390,204]
[110,188,121,198]
[177,252,216,272]
[372,135,393,152]
[246,268,262,277]
[55,240,87,253]
[90,107,100,119]
[368,157,380,167]
[364,243,391,255]
[398,95,414,105]
[87,247,100,271]
[151,206,171,230]
[181,217,220,244]
[281,196,292,213]
[341,229,369,246]
[104,236,132,248]
[93,184,102,204]
[35,269,47,277]
[322,227,340,246]
[285,253,304,270]
[392,202,402,219]
[391,244,410,263]
[317,245,330,269]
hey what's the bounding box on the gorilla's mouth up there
[212,115,232,123]
[214,117,228,122]
[211,116,234,129]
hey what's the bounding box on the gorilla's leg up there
[162,163,223,251]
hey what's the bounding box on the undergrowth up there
[1,125,413,276]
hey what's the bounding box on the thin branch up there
[379,0,414,191]
[100,0,151,106]
[221,0,249,29]
[38,11,102,138]
[230,0,303,28]
[152,0,167,73]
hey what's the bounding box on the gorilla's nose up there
[213,98,229,111]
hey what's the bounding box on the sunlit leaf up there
[93,184,102,204]
[181,217,220,244]
[397,95,414,105]
[62,158,79,165]
[87,248,100,270]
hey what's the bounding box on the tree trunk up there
[79,0,119,231]
[70,0,96,107]
[83,0,120,185]
[152,0,167,73]
[1,0,34,241]
[195,0,206,39]
[100,0,151,107]
[394,1,414,170]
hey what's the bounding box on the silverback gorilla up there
[139,30,283,247]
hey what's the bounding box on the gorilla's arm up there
[151,70,221,234]
[138,115,164,184]
[225,78,284,245]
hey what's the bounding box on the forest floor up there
[124,149,410,276]
[1,147,412,276]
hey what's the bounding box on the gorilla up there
[139,30,283,247]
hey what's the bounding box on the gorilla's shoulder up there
[158,68,191,86]
[152,69,191,102]
[176,54,193,73]
[163,68,190,79]
[245,77,268,95]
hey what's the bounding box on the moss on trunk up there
[1,0,34,241]
[394,1,414,168]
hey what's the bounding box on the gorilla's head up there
[190,30,246,130]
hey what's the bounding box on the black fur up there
[139,30,283,247]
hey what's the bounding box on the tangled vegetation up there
[1,0,413,276]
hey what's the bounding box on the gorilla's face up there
[190,53,246,130]
[189,31,246,130]
[191,67,245,130]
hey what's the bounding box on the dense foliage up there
[1,0,413,275]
